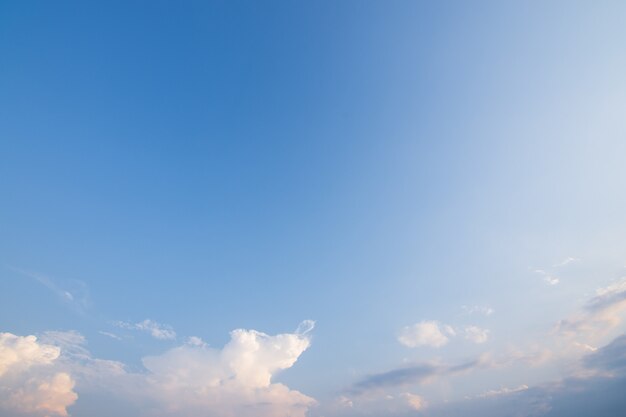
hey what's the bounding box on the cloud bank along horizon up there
[3,0,626,416]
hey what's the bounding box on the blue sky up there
[2,1,626,416]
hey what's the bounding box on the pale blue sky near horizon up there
[2,2,626,416]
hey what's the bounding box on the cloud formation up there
[398,321,453,348]
[557,277,626,339]
[349,357,489,395]
[114,319,177,340]
[140,322,316,417]
[0,332,78,417]
[2,321,316,417]
[464,326,489,344]
[398,321,489,348]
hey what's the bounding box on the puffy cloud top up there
[0,332,77,417]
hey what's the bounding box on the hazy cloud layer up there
[558,277,626,339]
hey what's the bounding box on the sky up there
[2,1,626,416]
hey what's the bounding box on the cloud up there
[9,267,91,313]
[464,326,489,344]
[349,357,489,395]
[2,322,316,417]
[533,269,559,285]
[98,331,122,341]
[135,321,316,417]
[583,333,626,373]
[475,384,529,398]
[398,321,452,348]
[331,391,427,416]
[114,319,177,340]
[399,321,489,348]
[424,333,626,417]
[553,257,578,267]
[0,333,60,377]
[461,305,494,316]
[0,332,77,417]
[557,277,626,339]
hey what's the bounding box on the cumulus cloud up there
[0,332,77,417]
[398,321,452,348]
[464,326,489,344]
[2,322,316,417]
[140,322,316,417]
[114,319,177,340]
[0,333,60,377]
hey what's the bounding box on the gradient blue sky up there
[2,2,626,417]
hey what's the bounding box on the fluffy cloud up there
[398,321,452,348]
[0,333,60,377]
[0,333,77,417]
[399,321,489,348]
[2,321,316,417]
[464,326,489,344]
[140,322,316,417]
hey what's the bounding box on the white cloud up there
[400,392,426,411]
[1,322,316,417]
[140,321,316,417]
[6,372,77,417]
[98,331,122,340]
[0,333,60,377]
[398,321,450,348]
[0,333,77,417]
[476,384,528,398]
[331,391,427,416]
[534,269,560,285]
[114,319,177,340]
[464,326,490,344]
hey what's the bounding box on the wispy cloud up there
[461,305,495,316]
[533,269,560,285]
[553,257,579,268]
[113,319,177,340]
[348,357,489,395]
[8,266,91,313]
[98,331,122,341]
